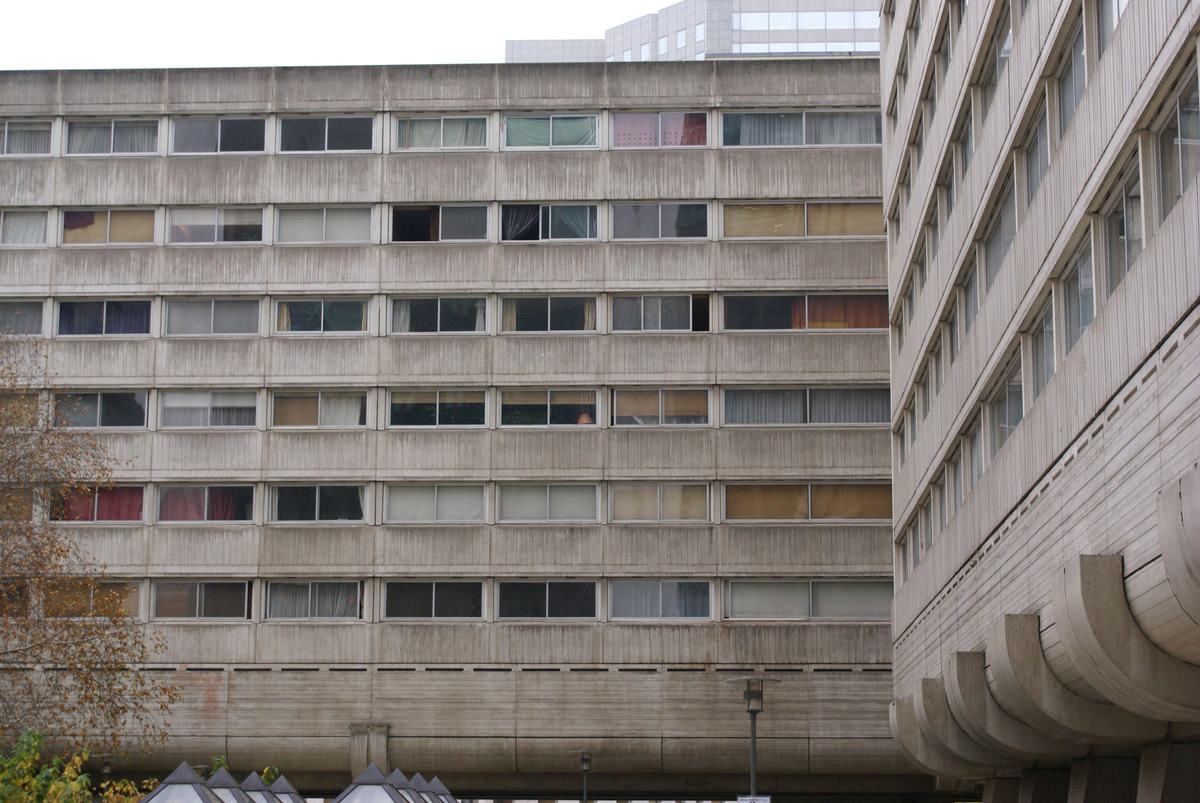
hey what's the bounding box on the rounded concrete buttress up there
[912,677,1024,770]
[986,614,1166,743]
[890,696,992,780]
[1054,553,1200,721]
[942,651,1083,761]
[1159,463,1200,627]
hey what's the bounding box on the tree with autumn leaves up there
[0,340,177,753]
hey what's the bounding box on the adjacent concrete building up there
[505,0,881,63]
[883,0,1200,798]
[0,60,934,797]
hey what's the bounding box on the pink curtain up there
[159,487,205,521]
[55,489,96,521]
[96,487,143,521]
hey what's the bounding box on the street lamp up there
[725,676,780,798]
[570,750,592,803]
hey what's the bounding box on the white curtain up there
[267,583,309,618]
[443,118,486,147]
[550,205,596,239]
[277,209,324,242]
[388,486,436,521]
[499,485,545,520]
[810,581,891,619]
[502,204,540,240]
[7,123,50,154]
[391,299,412,332]
[160,391,210,427]
[548,485,596,520]
[440,206,487,240]
[809,388,890,423]
[0,301,41,333]
[612,204,659,239]
[729,581,809,618]
[663,581,710,617]
[805,112,882,145]
[319,393,365,426]
[611,580,659,618]
[435,484,485,521]
[551,116,596,146]
[113,121,157,152]
[313,582,359,618]
[210,392,256,426]
[724,389,806,424]
[67,122,111,154]
[505,117,550,147]
[169,208,217,243]
[728,113,803,146]
[211,299,257,334]
[166,299,212,334]
[325,208,371,242]
[611,297,643,330]
[1,211,47,244]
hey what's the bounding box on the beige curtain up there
[724,204,805,238]
[274,394,319,426]
[810,484,892,519]
[726,485,809,520]
[806,203,885,236]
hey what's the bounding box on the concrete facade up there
[883,0,1200,797]
[0,60,936,796]
[505,0,880,63]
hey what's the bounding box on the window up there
[984,181,1016,288]
[611,112,707,147]
[948,449,963,512]
[729,578,895,618]
[723,113,804,146]
[503,115,597,148]
[727,581,810,618]
[274,485,365,522]
[725,295,805,329]
[498,484,597,522]
[391,205,487,242]
[723,203,884,238]
[277,207,372,243]
[610,484,708,521]
[724,389,807,424]
[58,299,150,336]
[389,390,485,427]
[1029,303,1054,400]
[396,117,487,149]
[1158,72,1200,221]
[501,389,597,426]
[153,581,249,619]
[497,581,596,618]
[160,390,256,427]
[946,302,959,362]
[53,487,144,522]
[45,580,139,618]
[1,210,47,245]
[66,120,157,154]
[1025,104,1049,202]
[1105,161,1142,294]
[805,112,883,145]
[677,30,686,48]
[1,121,51,155]
[501,204,597,240]
[612,294,709,332]
[1063,242,1094,352]
[724,294,886,330]
[611,580,710,618]
[696,22,705,40]
[725,484,808,520]
[956,105,974,173]
[989,358,1023,454]
[172,118,265,153]
[276,298,367,332]
[979,4,1012,116]
[166,298,258,335]
[963,261,979,332]
[1058,24,1086,132]
[272,391,367,427]
[384,581,483,618]
[965,418,984,488]
[279,116,372,151]
[1096,0,1130,53]
[386,485,485,522]
[810,485,892,519]
[55,391,146,427]
[266,581,361,618]
[159,486,253,521]
[169,208,263,243]
[62,210,154,244]
[0,485,33,521]
[610,389,707,426]
[612,203,707,238]
[0,301,42,334]
[392,297,485,333]
[810,581,892,618]
[501,296,595,331]
[810,388,890,423]
[807,295,889,327]
[725,484,890,520]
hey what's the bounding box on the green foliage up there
[0,730,91,803]
[210,754,229,772]
[261,765,280,784]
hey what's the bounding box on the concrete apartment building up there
[505,0,881,63]
[882,0,1200,798]
[0,60,934,797]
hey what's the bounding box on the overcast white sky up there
[0,0,666,70]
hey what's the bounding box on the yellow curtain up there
[724,204,806,237]
[806,203,885,236]
[810,484,892,519]
[726,485,808,520]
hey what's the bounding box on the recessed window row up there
[0,293,889,337]
[0,201,886,247]
[57,577,890,622]
[0,109,882,158]
[49,386,890,431]
[36,482,892,525]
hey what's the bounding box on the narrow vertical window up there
[1063,242,1094,353]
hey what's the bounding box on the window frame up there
[272,484,367,523]
[271,390,368,429]
[384,483,487,523]
[496,483,599,523]
[0,209,49,246]
[65,118,159,156]
[610,202,709,240]
[1,120,52,156]
[610,294,709,333]
[500,203,599,241]
[500,388,599,428]
[610,111,709,149]
[265,580,363,620]
[609,579,712,620]
[164,298,260,336]
[275,206,374,244]
[151,580,251,620]
[167,207,264,244]
[500,295,597,333]
[157,485,255,523]
[496,580,598,619]
[274,297,369,334]
[383,580,485,620]
[390,296,487,334]
[54,390,148,428]
[60,208,156,246]
[610,388,709,427]
[394,115,489,150]
[278,116,374,153]
[609,483,710,523]
[159,389,257,428]
[390,204,489,243]
[502,114,599,150]
[0,299,44,335]
[170,117,266,154]
[388,388,486,428]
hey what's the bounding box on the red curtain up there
[159,487,205,521]
[54,489,96,521]
[95,487,143,521]
[208,488,237,521]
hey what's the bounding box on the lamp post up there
[725,675,779,798]
[571,750,591,803]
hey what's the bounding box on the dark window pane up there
[99,392,147,426]
[435,582,483,617]
[439,298,484,331]
[393,207,438,242]
[280,118,326,151]
[282,300,321,331]
[391,393,437,426]
[386,582,433,617]
[440,206,487,240]
[501,392,547,426]
[323,300,365,332]
[612,297,642,330]
[549,297,589,330]
[0,301,42,335]
[55,393,99,427]
[548,582,595,617]
[173,119,218,152]
[725,296,804,330]
[58,301,104,335]
[277,486,317,520]
[318,486,363,521]
[327,117,372,150]
[208,486,253,521]
[155,582,198,617]
[502,204,540,240]
[662,203,708,237]
[692,295,710,332]
[219,119,264,152]
[508,298,548,331]
[406,299,439,332]
[439,392,484,425]
[498,582,546,617]
[104,300,150,334]
[613,204,659,238]
[201,582,247,617]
